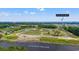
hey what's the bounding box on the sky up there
[0,8,79,22]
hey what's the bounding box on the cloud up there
[0,12,23,17]
[0,12,22,17]
[39,8,44,11]
[24,11,36,15]
[65,11,70,13]
[12,13,22,16]
[24,11,28,14]
[0,12,10,16]
[30,12,36,15]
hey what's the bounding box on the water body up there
[0,41,79,51]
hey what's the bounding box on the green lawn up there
[3,34,18,40]
[25,29,41,35]
[40,37,79,45]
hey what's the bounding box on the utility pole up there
[56,14,69,30]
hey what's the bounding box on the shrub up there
[38,24,57,29]
[4,34,18,39]
[64,26,79,36]
[8,46,26,51]
[0,34,3,38]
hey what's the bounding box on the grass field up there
[25,29,41,35]
[40,37,79,45]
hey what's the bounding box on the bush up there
[0,46,6,51]
[0,34,3,38]
[8,46,26,51]
[0,46,27,51]
[38,24,57,29]
[64,26,79,36]
[8,46,17,51]
[4,34,18,39]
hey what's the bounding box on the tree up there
[0,34,3,39]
